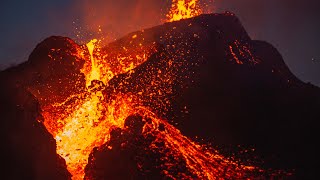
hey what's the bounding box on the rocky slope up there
[0,12,318,178]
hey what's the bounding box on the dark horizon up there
[1,0,319,86]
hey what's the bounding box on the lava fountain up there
[167,0,202,22]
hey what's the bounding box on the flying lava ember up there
[32,1,280,179]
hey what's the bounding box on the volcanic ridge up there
[1,12,319,179]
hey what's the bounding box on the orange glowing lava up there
[38,3,271,180]
[41,37,263,179]
[167,0,202,22]
[84,39,100,87]
[41,38,154,179]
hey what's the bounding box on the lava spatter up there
[42,39,154,179]
[167,0,202,22]
[38,2,284,180]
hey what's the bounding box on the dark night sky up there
[1,0,319,86]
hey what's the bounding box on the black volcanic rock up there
[85,115,194,180]
[0,36,86,179]
[0,36,86,106]
[103,13,319,178]
[0,12,319,179]
[0,86,71,179]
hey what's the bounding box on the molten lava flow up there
[167,0,202,22]
[133,108,261,179]
[53,93,135,180]
[41,39,154,179]
[38,34,284,179]
[85,39,100,87]
[229,40,260,65]
[38,6,279,179]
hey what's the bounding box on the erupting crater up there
[3,0,315,179]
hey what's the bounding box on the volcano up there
[0,12,319,179]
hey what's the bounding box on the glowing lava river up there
[41,38,260,179]
[40,37,261,179]
[37,1,266,179]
